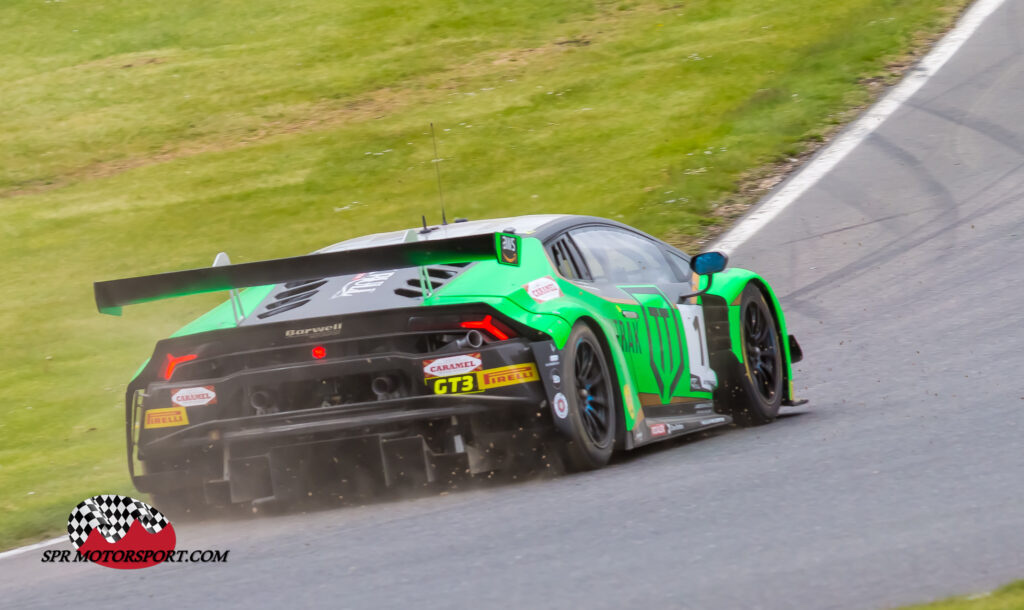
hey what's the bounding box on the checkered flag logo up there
[67,494,169,550]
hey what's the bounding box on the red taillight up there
[161,353,198,380]
[311,346,327,360]
[460,315,512,341]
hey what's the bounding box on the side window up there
[570,227,677,285]
[547,235,589,280]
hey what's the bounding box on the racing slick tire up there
[561,323,617,471]
[717,284,784,426]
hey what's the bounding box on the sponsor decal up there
[425,363,540,393]
[143,407,189,429]
[479,363,539,389]
[624,287,686,404]
[431,373,479,395]
[331,271,396,298]
[171,386,216,407]
[649,422,668,437]
[423,353,483,378]
[668,423,686,433]
[285,322,343,339]
[700,417,727,426]
[614,318,642,354]
[552,392,569,419]
[633,428,644,442]
[551,372,561,389]
[624,384,638,420]
[496,232,521,266]
[45,495,229,569]
[524,276,561,303]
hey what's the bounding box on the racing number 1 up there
[677,304,717,392]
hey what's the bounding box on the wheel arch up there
[704,269,797,402]
[551,304,642,448]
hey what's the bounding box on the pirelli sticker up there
[479,363,539,389]
[428,363,539,395]
[144,406,189,429]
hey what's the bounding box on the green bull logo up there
[623,287,686,404]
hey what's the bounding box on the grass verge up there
[900,581,1024,609]
[0,0,967,549]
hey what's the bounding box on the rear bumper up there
[130,338,561,504]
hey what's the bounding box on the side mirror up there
[691,251,728,276]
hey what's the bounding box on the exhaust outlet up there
[456,329,484,349]
[250,390,275,413]
[371,376,397,397]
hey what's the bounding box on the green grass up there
[0,0,967,549]
[900,581,1024,609]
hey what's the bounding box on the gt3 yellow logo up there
[432,374,479,394]
[144,406,189,429]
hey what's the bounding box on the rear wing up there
[95,231,522,315]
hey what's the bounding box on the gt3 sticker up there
[524,276,561,303]
[423,353,482,378]
[144,407,189,429]
[170,386,216,407]
[431,374,479,394]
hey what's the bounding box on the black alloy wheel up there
[561,323,617,471]
[743,294,781,403]
[719,284,784,426]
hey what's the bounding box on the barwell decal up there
[285,322,343,339]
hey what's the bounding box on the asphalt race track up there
[3,1,1022,608]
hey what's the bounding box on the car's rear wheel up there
[719,284,783,426]
[560,323,617,471]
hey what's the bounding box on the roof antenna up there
[430,123,447,225]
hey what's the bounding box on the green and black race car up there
[95,214,804,509]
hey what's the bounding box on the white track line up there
[0,536,67,561]
[713,0,1009,255]
[0,0,1007,566]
